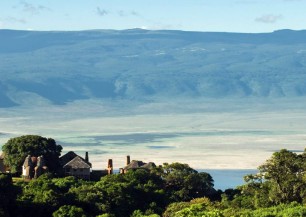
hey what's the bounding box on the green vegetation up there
[2,135,62,174]
[159,163,216,202]
[0,135,305,216]
[52,205,87,217]
[0,173,18,217]
[164,200,306,217]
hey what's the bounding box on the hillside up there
[1,29,306,107]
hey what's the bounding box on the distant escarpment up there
[1,29,306,107]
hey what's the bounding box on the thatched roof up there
[124,160,156,170]
[141,162,156,170]
[23,155,34,167]
[60,151,92,167]
[59,151,78,166]
[63,156,91,169]
[124,160,145,170]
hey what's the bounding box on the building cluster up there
[0,150,156,180]
[0,151,157,180]
[119,155,156,174]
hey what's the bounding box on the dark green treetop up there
[159,162,215,202]
[2,135,62,174]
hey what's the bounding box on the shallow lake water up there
[0,99,305,183]
[201,169,258,190]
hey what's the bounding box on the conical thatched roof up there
[63,156,91,169]
[123,160,156,170]
[123,160,145,170]
[59,151,78,166]
[23,155,33,167]
[141,162,156,170]
[60,151,92,167]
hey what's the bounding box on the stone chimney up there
[126,155,131,165]
[107,159,113,175]
[85,152,89,162]
[119,168,124,174]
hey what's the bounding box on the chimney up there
[126,155,131,165]
[107,159,113,175]
[85,152,89,162]
[119,168,124,174]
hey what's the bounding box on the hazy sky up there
[0,0,305,33]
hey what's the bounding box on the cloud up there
[131,11,140,16]
[95,7,139,18]
[118,10,128,17]
[118,10,140,17]
[3,17,27,24]
[255,14,283,23]
[96,7,109,16]
[19,1,51,15]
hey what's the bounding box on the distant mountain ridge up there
[1,29,306,107]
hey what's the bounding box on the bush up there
[52,205,87,217]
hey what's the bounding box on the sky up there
[0,0,305,33]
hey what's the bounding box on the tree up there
[160,163,215,202]
[0,173,18,216]
[258,149,305,204]
[2,135,62,174]
[67,169,167,217]
[52,205,87,217]
[130,210,159,217]
[19,173,61,207]
[242,149,306,206]
[163,198,222,217]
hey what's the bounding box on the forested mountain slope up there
[1,29,306,107]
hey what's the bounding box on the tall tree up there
[259,149,305,203]
[244,149,306,205]
[2,135,62,174]
[160,163,215,202]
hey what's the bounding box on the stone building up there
[60,151,92,180]
[34,156,48,178]
[22,155,48,179]
[63,156,91,180]
[120,155,156,174]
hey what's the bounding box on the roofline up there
[63,156,91,169]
